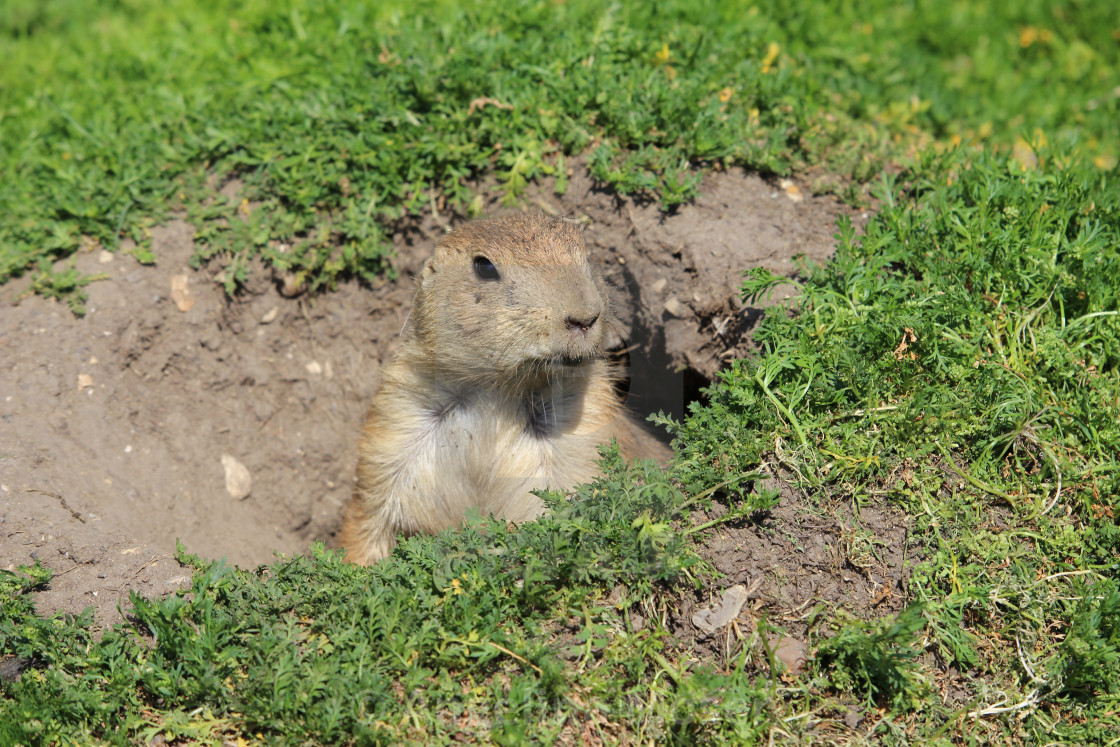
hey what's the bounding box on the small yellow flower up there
[1093,153,1118,170]
[1019,27,1052,47]
[761,42,780,74]
[653,43,676,79]
[718,87,733,103]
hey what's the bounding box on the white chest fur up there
[373,374,606,532]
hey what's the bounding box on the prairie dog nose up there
[565,311,600,333]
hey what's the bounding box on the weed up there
[21,259,104,315]
[1051,579,1120,699]
[815,605,928,710]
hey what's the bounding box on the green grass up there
[672,143,1120,739]
[2,0,1118,300]
[2,455,778,745]
[4,1,1120,744]
[5,144,1119,744]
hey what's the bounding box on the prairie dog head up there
[409,212,611,388]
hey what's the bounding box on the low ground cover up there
[4,143,1118,744]
[2,0,1117,303]
[3,0,1119,744]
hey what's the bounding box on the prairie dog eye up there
[473,256,500,281]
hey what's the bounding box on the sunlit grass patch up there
[2,0,1118,300]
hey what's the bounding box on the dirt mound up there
[1,168,866,628]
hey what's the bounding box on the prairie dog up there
[340,212,669,564]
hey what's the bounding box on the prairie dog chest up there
[416,382,598,493]
[428,390,555,469]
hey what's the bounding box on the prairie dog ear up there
[417,257,437,289]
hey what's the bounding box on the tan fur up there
[340,212,670,564]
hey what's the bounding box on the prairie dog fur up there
[339,212,669,564]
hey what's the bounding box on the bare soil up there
[670,478,914,667]
[1,167,903,636]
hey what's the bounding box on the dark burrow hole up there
[611,309,714,440]
[604,262,719,440]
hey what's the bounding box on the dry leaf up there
[170,274,195,312]
[780,178,804,203]
[691,584,750,634]
[892,327,918,361]
[467,97,512,115]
